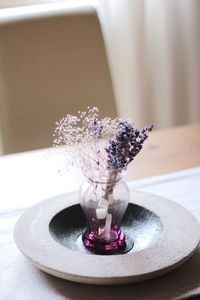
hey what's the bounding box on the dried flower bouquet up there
[53,107,153,252]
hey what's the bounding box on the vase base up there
[82,231,134,254]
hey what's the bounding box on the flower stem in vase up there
[53,106,153,253]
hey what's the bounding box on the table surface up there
[1,167,200,299]
[126,123,200,181]
[0,123,199,211]
[0,123,200,299]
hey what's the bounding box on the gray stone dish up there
[14,190,200,285]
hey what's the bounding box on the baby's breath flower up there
[53,107,153,178]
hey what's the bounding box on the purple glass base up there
[82,229,126,252]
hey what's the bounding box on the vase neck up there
[86,172,123,185]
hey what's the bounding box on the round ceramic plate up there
[14,190,200,285]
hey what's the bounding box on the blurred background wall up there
[0,0,199,154]
[98,0,200,128]
[0,3,116,154]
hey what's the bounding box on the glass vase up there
[79,176,130,252]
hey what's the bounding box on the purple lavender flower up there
[105,121,153,172]
[53,107,153,179]
[92,117,103,139]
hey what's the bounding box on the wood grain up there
[125,123,200,181]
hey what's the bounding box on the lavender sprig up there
[105,121,153,173]
[53,107,153,182]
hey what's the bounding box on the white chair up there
[0,3,116,154]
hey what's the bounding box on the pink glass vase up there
[79,176,130,252]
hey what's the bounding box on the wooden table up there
[126,123,200,181]
[0,124,200,299]
[1,167,200,299]
[0,123,199,211]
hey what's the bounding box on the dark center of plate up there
[49,203,163,255]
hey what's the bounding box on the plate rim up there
[14,190,200,285]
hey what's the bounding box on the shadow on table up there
[37,247,200,300]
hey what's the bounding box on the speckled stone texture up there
[14,190,200,285]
